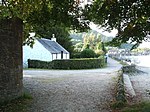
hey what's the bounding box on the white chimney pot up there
[51,34,56,42]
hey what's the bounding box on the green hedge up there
[53,58,105,69]
[28,58,105,69]
[28,59,53,69]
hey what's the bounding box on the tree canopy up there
[84,0,150,46]
[0,0,89,39]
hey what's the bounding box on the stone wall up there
[0,18,23,103]
[122,65,136,73]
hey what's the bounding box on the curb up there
[115,67,136,103]
[123,74,136,97]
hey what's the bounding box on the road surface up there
[23,58,122,112]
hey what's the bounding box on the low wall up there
[122,65,136,73]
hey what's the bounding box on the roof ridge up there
[37,38,69,54]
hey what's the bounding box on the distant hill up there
[70,30,114,44]
[120,43,134,50]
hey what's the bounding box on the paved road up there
[23,58,122,112]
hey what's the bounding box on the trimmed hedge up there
[28,58,105,69]
[28,59,53,69]
[53,58,105,69]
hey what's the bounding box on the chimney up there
[51,34,56,42]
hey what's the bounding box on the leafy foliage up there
[82,32,101,50]
[80,49,96,58]
[72,30,106,53]
[0,0,89,40]
[84,0,150,45]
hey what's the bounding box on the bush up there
[80,49,96,58]
[71,52,81,59]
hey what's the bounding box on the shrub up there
[71,52,81,58]
[80,49,96,58]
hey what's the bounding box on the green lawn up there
[0,93,32,112]
[121,102,150,112]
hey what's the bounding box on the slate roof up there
[37,38,69,54]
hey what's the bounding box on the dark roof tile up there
[37,38,69,54]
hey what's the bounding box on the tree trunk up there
[0,18,23,103]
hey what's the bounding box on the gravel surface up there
[129,66,150,102]
[23,58,122,112]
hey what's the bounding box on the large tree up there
[0,0,88,103]
[0,0,89,39]
[83,0,150,46]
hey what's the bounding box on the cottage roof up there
[37,38,69,54]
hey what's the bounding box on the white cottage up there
[23,37,70,68]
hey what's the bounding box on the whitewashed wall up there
[23,40,52,68]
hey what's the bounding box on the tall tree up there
[0,0,88,103]
[84,0,150,46]
[82,32,102,51]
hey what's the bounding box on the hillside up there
[70,30,114,44]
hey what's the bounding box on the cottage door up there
[61,51,63,59]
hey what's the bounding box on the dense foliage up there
[84,0,150,46]
[71,30,107,58]
[0,0,89,41]
[80,49,96,58]
[28,59,53,69]
[28,58,105,69]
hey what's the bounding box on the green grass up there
[121,102,150,112]
[111,101,126,109]
[23,68,48,70]
[0,93,32,112]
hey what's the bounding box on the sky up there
[139,41,150,48]
[89,22,118,37]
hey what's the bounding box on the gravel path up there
[23,58,122,112]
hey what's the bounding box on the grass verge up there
[111,70,127,110]
[121,101,150,112]
[0,92,32,112]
